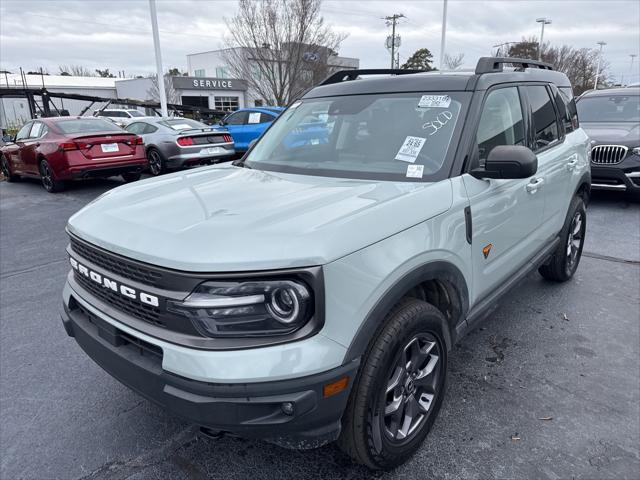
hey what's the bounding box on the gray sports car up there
[125,117,235,175]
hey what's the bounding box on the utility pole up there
[149,0,168,117]
[384,14,404,69]
[594,41,607,90]
[440,0,448,69]
[536,17,551,61]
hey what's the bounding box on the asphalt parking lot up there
[1,176,639,480]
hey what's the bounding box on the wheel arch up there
[574,171,591,205]
[343,261,470,363]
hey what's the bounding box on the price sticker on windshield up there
[418,95,451,108]
[395,136,426,163]
[406,164,424,178]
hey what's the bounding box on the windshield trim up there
[244,91,471,183]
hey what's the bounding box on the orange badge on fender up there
[482,243,493,259]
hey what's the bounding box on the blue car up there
[220,107,284,152]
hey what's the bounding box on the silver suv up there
[61,57,591,470]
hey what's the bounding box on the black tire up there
[147,147,165,176]
[39,159,65,193]
[538,195,586,282]
[1,155,19,182]
[338,298,448,470]
[122,172,142,183]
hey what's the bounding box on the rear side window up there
[524,86,559,150]
[15,123,32,141]
[125,122,145,134]
[476,87,525,162]
[225,111,248,125]
[29,122,47,138]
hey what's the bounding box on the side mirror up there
[471,145,537,179]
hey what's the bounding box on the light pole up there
[149,0,168,117]
[440,0,448,69]
[536,17,551,61]
[594,41,607,90]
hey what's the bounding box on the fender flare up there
[574,170,591,203]
[343,261,470,363]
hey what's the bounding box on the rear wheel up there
[122,172,142,183]
[1,155,19,182]
[147,148,165,176]
[539,195,586,282]
[338,299,448,470]
[39,159,65,193]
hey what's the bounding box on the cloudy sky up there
[1,0,638,83]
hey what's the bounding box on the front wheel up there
[1,155,19,182]
[539,195,586,282]
[338,299,448,470]
[39,159,65,193]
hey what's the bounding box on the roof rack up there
[475,57,554,74]
[320,69,425,86]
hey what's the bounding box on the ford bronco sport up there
[61,57,591,470]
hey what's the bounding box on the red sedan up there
[0,117,147,193]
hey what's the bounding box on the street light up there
[536,17,552,61]
[594,41,607,90]
[149,0,168,117]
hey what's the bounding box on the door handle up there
[566,154,578,171]
[526,177,545,194]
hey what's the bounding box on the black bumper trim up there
[61,300,359,447]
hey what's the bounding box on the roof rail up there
[320,69,425,86]
[475,57,554,74]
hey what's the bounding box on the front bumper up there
[591,165,640,193]
[61,285,357,448]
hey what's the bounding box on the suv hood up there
[581,122,640,145]
[68,165,453,272]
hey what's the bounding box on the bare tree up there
[58,65,94,76]
[443,53,465,70]
[147,74,180,104]
[222,0,346,105]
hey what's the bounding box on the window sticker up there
[406,164,424,178]
[422,110,454,136]
[395,136,427,163]
[418,95,451,108]
[248,112,261,124]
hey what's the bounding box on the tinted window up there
[102,111,127,118]
[556,87,578,132]
[56,119,122,134]
[15,123,33,141]
[576,95,640,122]
[143,124,158,134]
[29,122,47,138]
[125,122,145,134]
[476,87,525,162]
[225,111,249,125]
[524,85,559,150]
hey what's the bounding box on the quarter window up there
[476,87,525,162]
[15,123,32,141]
[125,122,145,134]
[524,85,560,150]
[554,86,578,133]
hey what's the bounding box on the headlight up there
[167,279,314,337]
[632,147,640,156]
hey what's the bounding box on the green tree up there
[400,48,436,71]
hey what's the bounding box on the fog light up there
[281,402,295,416]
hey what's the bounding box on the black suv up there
[576,87,640,200]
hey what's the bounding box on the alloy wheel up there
[40,161,53,191]
[148,150,162,175]
[380,333,442,442]
[566,210,584,274]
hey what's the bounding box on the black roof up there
[303,57,572,99]
[580,86,640,98]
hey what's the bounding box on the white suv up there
[94,109,148,127]
[61,58,591,470]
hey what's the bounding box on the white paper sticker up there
[395,136,427,163]
[248,112,261,124]
[406,164,424,178]
[418,95,451,108]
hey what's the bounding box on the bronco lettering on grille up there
[69,256,159,307]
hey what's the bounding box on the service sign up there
[173,76,248,91]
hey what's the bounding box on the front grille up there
[591,145,628,165]
[74,271,165,328]
[70,237,163,287]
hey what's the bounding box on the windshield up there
[159,118,208,130]
[245,92,468,181]
[56,119,122,134]
[128,110,145,117]
[577,95,640,122]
